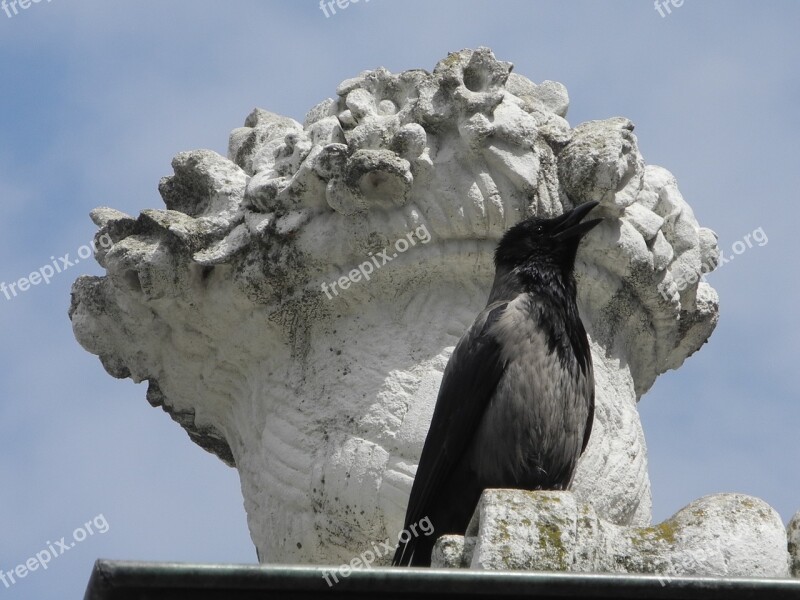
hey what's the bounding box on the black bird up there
[392,201,602,567]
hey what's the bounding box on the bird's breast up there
[468,295,593,490]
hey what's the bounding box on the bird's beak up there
[551,201,603,241]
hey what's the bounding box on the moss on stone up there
[739,497,756,509]
[631,519,678,548]
[537,521,568,568]
[496,520,512,542]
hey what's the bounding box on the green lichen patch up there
[630,519,678,548]
[537,521,568,569]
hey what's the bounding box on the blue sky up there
[1,1,798,597]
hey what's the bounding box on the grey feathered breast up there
[469,293,594,490]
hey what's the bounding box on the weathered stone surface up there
[788,511,800,577]
[433,490,790,579]
[70,48,723,566]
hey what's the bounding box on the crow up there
[392,200,602,567]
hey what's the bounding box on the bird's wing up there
[576,319,594,455]
[393,300,509,565]
[580,384,594,455]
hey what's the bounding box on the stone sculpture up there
[71,48,786,575]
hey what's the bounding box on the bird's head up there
[494,201,602,274]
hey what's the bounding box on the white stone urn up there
[71,48,753,571]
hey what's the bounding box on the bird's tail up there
[391,539,410,566]
[392,532,435,567]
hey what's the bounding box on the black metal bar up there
[84,559,800,600]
